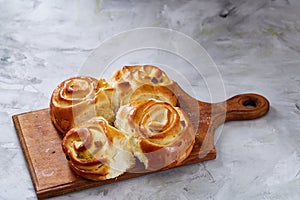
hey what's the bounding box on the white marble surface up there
[1,0,300,199]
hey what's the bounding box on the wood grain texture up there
[12,93,269,199]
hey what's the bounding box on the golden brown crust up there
[110,65,173,86]
[130,84,177,107]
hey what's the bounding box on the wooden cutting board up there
[12,93,269,199]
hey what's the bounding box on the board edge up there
[12,114,41,199]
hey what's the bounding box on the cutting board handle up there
[224,93,270,122]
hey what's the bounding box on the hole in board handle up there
[242,99,257,109]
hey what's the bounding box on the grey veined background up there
[1,0,300,199]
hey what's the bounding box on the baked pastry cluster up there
[50,65,195,181]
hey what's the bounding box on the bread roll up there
[62,117,135,181]
[109,65,177,112]
[115,99,195,171]
[50,77,114,135]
